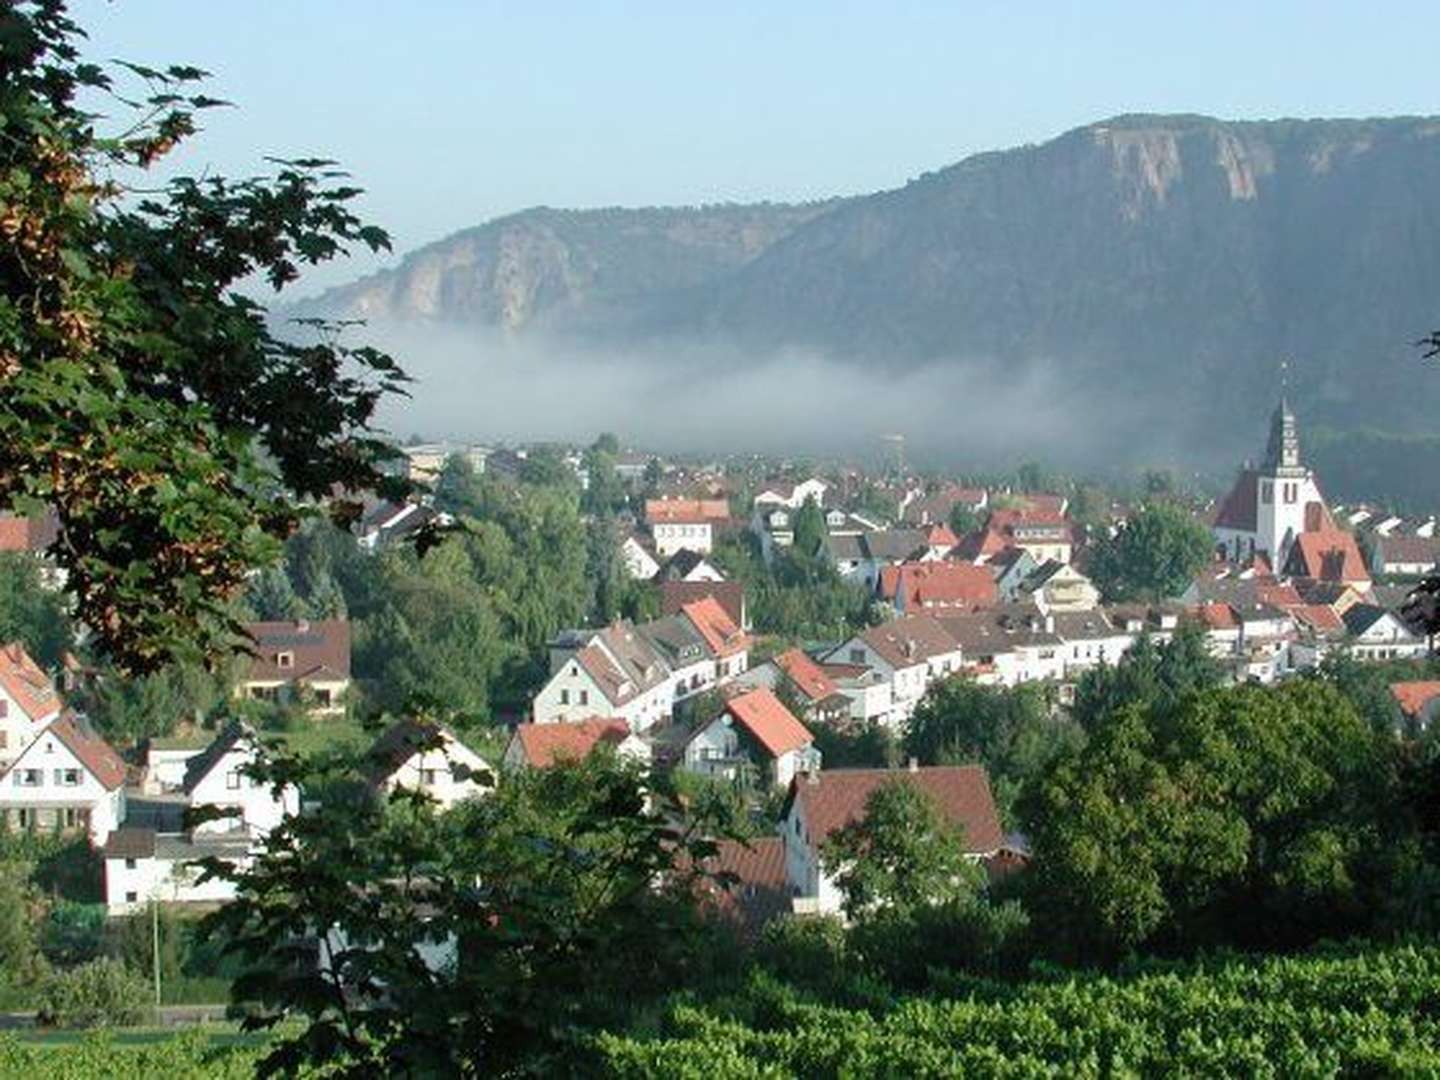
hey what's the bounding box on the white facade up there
[620,537,660,581]
[826,636,962,726]
[0,686,58,768]
[1347,612,1428,662]
[105,840,250,914]
[187,734,300,838]
[379,732,494,811]
[0,729,123,846]
[652,521,713,557]
[532,658,671,732]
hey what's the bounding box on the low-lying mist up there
[350,321,1205,475]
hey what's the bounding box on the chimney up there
[907,756,919,773]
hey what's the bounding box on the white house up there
[0,714,126,845]
[824,615,963,726]
[780,764,1004,916]
[654,549,726,584]
[646,498,729,557]
[535,622,676,732]
[178,722,301,838]
[1019,561,1101,613]
[1342,604,1428,661]
[620,534,661,581]
[683,687,819,790]
[0,641,62,766]
[102,828,253,914]
[367,720,495,811]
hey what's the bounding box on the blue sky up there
[74,2,1440,293]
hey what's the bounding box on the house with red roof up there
[957,507,1075,566]
[1282,529,1372,589]
[535,622,676,732]
[878,562,998,615]
[1391,681,1440,732]
[504,719,650,770]
[645,497,730,557]
[0,714,126,845]
[687,836,790,940]
[734,648,851,726]
[780,763,1004,916]
[681,596,751,682]
[683,687,818,789]
[824,614,964,726]
[0,642,62,766]
[237,619,351,717]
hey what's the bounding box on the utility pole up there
[152,897,161,1009]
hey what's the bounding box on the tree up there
[1016,462,1050,494]
[1021,680,1394,960]
[822,780,982,919]
[0,860,49,993]
[0,553,71,667]
[581,446,625,516]
[791,496,827,559]
[905,678,1079,825]
[1087,502,1214,602]
[519,447,574,489]
[1070,623,1223,736]
[1,3,411,672]
[947,502,981,537]
[201,748,740,1075]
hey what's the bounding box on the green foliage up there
[80,661,233,745]
[599,941,1440,1076]
[0,2,410,673]
[822,781,982,920]
[0,553,70,667]
[1022,680,1395,960]
[36,958,148,1029]
[519,446,575,489]
[1088,502,1214,602]
[0,1029,262,1076]
[41,901,106,968]
[1070,624,1223,736]
[201,746,744,1075]
[791,497,827,558]
[809,721,896,769]
[0,860,48,991]
[946,502,980,537]
[713,536,874,642]
[905,677,1079,826]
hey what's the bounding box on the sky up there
[73,2,1440,296]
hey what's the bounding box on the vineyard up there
[598,941,1440,1077]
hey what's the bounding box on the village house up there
[103,722,301,915]
[1391,681,1440,733]
[825,614,963,726]
[681,595,751,683]
[819,662,897,727]
[535,622,676,732]
[237,619,351,717]
[0,641,62,766]
[989,547,1040,603]
[1018,560,1101,613]
[780,763,1005,916]
[357,499,448,553]
[1341,604,1428,661]
[1049,610,1137,682]
[658,580,748,630]
[646,497,730,557]
[654,549,726,584]
[957,508,1074,565]
[640,612,717,706]
[901,485,988,527]
[735,648,852,726]
[1368,534,1440,578]
[751,478,829,557]
[367,719,494,810]
[503,719,651,770]
[1282,528,1372,591]
[620,532,662,580]
[936,607,1066,688]
[687,835,790,940]
[683,687,819,790]
[0,713,126,846]
[878,561,998,615]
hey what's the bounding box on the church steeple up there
[1263,395,1302,474]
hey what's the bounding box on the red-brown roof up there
[724,687,813,758]
[690,836,789,939]
[682,596,749,659]
[1392,681,1440,718]
[924,524,961,549]
[42,714,126,791]
[853,614,960,670]
[243,620,351,682]
[773,649,839,702]
[786,766,1004,854]
[879,562,998,611]
[1284,531,1371,585]
[0,511,58,553]
[511,719,630,767]
[1292,604,1345,633]
[1195,602,1239,630]
[1212,470,1259,532]
[658,581,746,629]
[645,498,729,525]
[0,642,60,724]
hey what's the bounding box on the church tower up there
[1253,396,1321,567]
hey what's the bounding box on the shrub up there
[37,957,149,1029]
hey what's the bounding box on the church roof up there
[1212,470,1259,532]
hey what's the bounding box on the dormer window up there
[277,652,294,670]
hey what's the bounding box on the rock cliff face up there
[313,115,1440,451]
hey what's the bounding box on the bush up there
[41,901,106,967]
[37,957,149,1029]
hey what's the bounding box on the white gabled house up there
[176,722,300,838]
[0,713,126,845]
[534,622,675,732]
[0,641,63,767]
[1342,604,1428,662]
[367,719,495,811]
[683,687,819,790]
[620,534,661,581]
[824,614,962,726]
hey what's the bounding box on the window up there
[277,651,294,669]
[14,770,40,788]
[579,690,589,706]
[226,770,242,790]
[849,648,865,664]
[61,808,81,829]
[125,891,137,903]
[1260,480,1273,505]
[0,700,6,717]
[315,689,332,707]
[1284,483,1297,504]
[15,808,32,829]
[54,769,80,787]
[125,858,137,871]
[560,689,570,705]
[0,732,7,750]
[420,769,438,786]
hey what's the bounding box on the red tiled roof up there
[1195,602,1239,630]
[1292,604,1344,632]
[0,642,60,724]
[682,596,749,658]
[773,648,840,702]
[924,524,961,549]
[1212,470,1259,532]
[787,766,1004,854]
[243,620,351,682]
[645,498,729,524]
[511,719,630,767]
[724,687,813,758]
[1284,531,1371,585]
[0,511,58,553]
[879,562,998,611]
[1392,681,1440,718]
[690,836,788,938]
[658,581,746,629]
[1256,582,1304,608]
[854,614,960,670]
[44,714,126,791]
